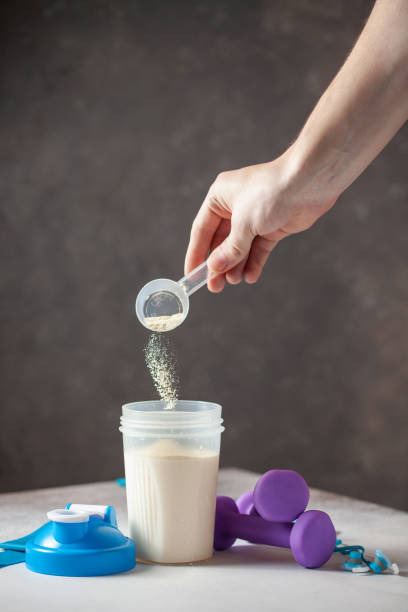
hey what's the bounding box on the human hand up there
[184,0,408,293]
[184,152,337,292]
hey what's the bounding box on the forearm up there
[186,1,408,285]
[285,0,408,203]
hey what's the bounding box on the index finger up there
[184,197,221,274]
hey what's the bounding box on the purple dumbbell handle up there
[236,491,256,515]
[223,513,292,549]
[235,491,256,514]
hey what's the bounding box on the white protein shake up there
[124,438,219,563]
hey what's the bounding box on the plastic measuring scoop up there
[135,260,213,332]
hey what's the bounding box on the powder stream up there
[144,333,180,409]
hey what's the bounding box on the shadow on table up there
[105,546,407,579]
[201,544,340,572]
[207,545,408,577]
[98,561,153,579]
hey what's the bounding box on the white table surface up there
[0,468,407,612]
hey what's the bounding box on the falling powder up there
[144,333,180,409]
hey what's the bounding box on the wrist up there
[280,139,344,207]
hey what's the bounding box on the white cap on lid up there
[47,508,89,523]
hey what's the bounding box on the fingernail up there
[244,271,257,284]
[209,276,225,293]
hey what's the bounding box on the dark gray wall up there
[1,0,407,509]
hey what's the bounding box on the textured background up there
[1,0,407,509]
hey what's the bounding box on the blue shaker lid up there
[25,504,135,576]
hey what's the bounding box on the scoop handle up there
[178,260,211,296]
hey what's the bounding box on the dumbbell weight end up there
[214,496,336,569]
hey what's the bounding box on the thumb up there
[207,221,253,274]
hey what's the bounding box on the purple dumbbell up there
[236,491,257,515]
[214,496,336,568]
[236,470,310,522]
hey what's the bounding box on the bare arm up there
[288,0,408,204]
[185,0,408,292]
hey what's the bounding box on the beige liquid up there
[124,439,219,563]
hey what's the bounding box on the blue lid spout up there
[47,509,90,543]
